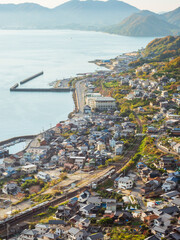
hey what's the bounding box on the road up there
[75,79,86,113]
[131,180,146,210]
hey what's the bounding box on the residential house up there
[84,105,91,114]
[78,218,90,229]
[114,211,133,224]
[115,144,124,155]
[56,205,71,219]
[2,183,19,195]
[173,143,180,154]
[87,196,102,207]
[35,224,49,235]
[87,233,104,240]
[80,204,94,217]
[37,172,51,182]
[18,229,38,240]
[145,235,160,240]
[43,232,59,240]
[171,128,180,136]
[78,191,90,203]
[97,142,106,151]
[161,91,169,98]
[159,156,176,170]
[162,177,177,192]
[105,202,117,213]
[67,227,85,240]
[118,177,133,190]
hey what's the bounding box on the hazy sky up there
[0,0,179,12]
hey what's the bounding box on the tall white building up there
[86,95,116,111]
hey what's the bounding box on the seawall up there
[0,135,36,147]
[10,88,75,92]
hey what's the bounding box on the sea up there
[0,29,154,142]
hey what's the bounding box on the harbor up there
[10,71,75,92]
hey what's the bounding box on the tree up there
[99,217,113,226]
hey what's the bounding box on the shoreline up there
[0,28,165,38]
[0,50,135,151]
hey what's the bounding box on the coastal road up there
[75,79,86,113]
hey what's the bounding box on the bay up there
[0,30,154,141]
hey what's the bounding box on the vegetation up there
[143,36,180,59]
[21,179,44,189]
[110,228,145,240]
[34,206,58,223]
[129,36,180,68]
[99,217,114,226]
[162,56,180,79]
[97,189,122,202]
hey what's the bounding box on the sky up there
[0,0,179,12]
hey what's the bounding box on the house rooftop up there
[68,227,81,236]
[88,232,104,240]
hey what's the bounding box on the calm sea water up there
[0,30,154,141]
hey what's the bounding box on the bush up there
[99,217,113,226]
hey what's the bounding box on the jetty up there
[10,71,75,92]
[10,83,19,91]
[20,71,44,85]
[10,87,75,92]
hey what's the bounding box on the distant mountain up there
[163,7,180,27]
[0,0,139,29]
[0,3,48,11]
[0,1,179,37]
[104,10,180,37]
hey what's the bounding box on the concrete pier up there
[20,71,44,85]
[10,83,19,91]
[10,87,75,92]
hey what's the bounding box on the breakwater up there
[20,71,44,85]
[0,135,35,147]
[10,83,19,91]
[10,87,75,92]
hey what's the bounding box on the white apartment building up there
[94,97,116,110]
[86,97,116,111]
[21,164,37,174]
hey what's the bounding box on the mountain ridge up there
[0,0,179,37]
[104,9,180,37]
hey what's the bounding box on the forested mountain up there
[104,10,180,37]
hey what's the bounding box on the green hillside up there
[143,35,180,58]
[129,36,180,68]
